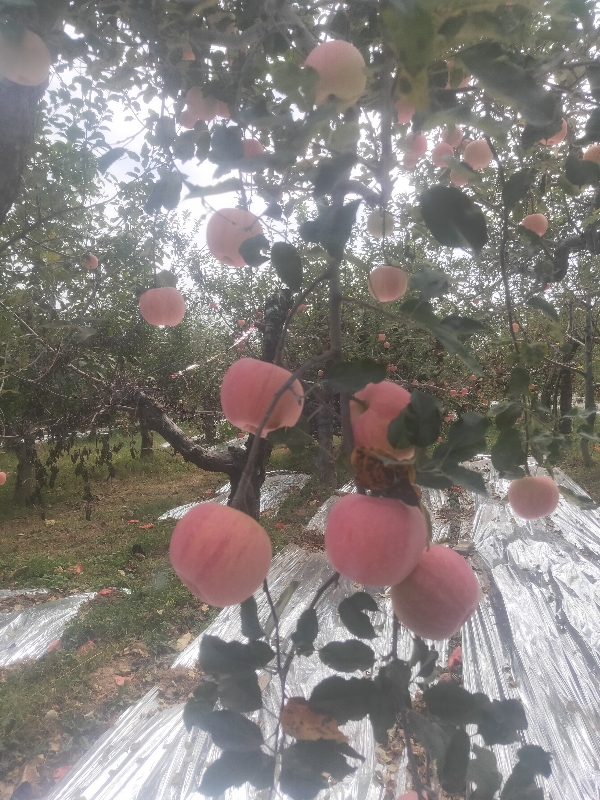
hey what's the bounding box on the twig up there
[263,579,282,673]
[274,270,331,366]
[400,707,427,800]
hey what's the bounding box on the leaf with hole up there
[338,592,379,639]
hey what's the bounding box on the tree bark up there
[200,412,216,444]
[13,433,38,504]
[580,295,595,468]
[316,383,336,487]
[140,424,154,459]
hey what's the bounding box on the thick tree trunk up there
[580,296,595,468]
[140,424,154,459]
[13,434,38,504]
[317,384,336,487]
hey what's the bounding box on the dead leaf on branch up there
[281,697,348,744]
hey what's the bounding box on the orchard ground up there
[0,428,598,791]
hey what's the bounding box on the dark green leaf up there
[503,169,537,210]
[172,130,197,162]
[438,728,470,795]
[280,741,356,800]
[468,745,503,800]
[200,750,275,796]
[526,295,559,322]
[291,608,319,655]
[240,596,264,640]
[381,3,435,77]
[313,153,357,197]
[209,125,244,165]
[324,198,362,258]
[182,681,218,730]
[319,640,375,673]
[154,269,177,289]
[96,147,127,172]
[426,413,489,467]
[325,358,386,394]
[267,424,314,455]
[441,463,488,494]
[196,710,264,751]
[565,153,600,187]
[439,314,486,338]
[585,107,600,142]
[420,185,488,254]
[218,670,262,713]
[387,391,442,450]
[492,401,524,430]
[309,676,378,724]
[238,234,270,267]
[199,635,273,675]
[409,265,451,299]
[155,116,176,148]
[264,581,300,638]
[271,242,303,291]
[491,428,526,479]
[476,698,528,746]
[423,682,481,725]
[520,341,548,368]
[144,172,183,213]
[408,710,448,762]
[509,367,531,398]
[376,659,411,711]
[338,592,379,640]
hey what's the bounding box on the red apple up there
[317,369,324,377]
[383,341,390,349]
[378,333,386,341]
[450,170,468,187]
[0,29,51,86]
[450,389,457,396]
[238,319,246,327]
[181,42,195,61]
[180,107,200,129]
[304,40,366,107]
[206,208,264,267]
[368,266,408,302]
[583,144,600,163]
[507,475,560,519]
[391,545,480,639]
[242,139,265,158]
[139,287,186,327]
[209,301,218,309]
[169,503,272,607]
[512,322,520,333]
[0,472,6,486]
[82,253,98,270]
[325,494,427,586]
[186,87,218,121]
[387,365,398,372]
[431,141,454,168]
[521,213,548,236]
[220,358,304,436]
[539,118,567,146]
[442,125,463,148]
[407,132,428,157]
[463,139,493,170]
[395,99,415,125]
[350,381,414,459]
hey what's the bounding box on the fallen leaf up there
[114,675,134,686]
[67,563,83,574]
[281,698,348,743]
[45,519,56,526]
[128,520,140,524]
[47,640,62,653]
[98,588,116,597]
[138,523,154,529]
[118,570,126,577]
[156,609,164,615]
[175,632,193,651]
[53,766,72,783]
[21,754,44,784]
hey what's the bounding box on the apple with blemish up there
[368,266,408,302]
[139,287,186,327]
[206,208,264,267]
[304,40,366,107]
[507,475,560,519]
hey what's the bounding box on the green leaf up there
[439,314,486,338]
[468,745,503,800]
[438,728,470,795]
[338,592,379,640]
[409,265,451,299]
[240,596,264,641]
[408,710,448,762]
[509,366,531,398]
[291,607,319,655]
[420,185,488,254]
[264,581,300,638]
[312,153,357,197]
[196,710,264,751]
[280,741,356,800]
[96,147,127,172]
[492,401,524,430]
[145,172,183,213]
[503,169,537,210]
[325,358,386,394]
[491,428,526,479]
[565,153,600,187]
[271,242,303,291]
[585,106,600,142]
[209,125,244,165]
[309,676,378,724]
[218,670,262,713]
[426,412,489,467]
[154,269,177,289]
[319,640,375,673]
[200,750,275,796]
[299,199,362,258]
[172,130,197,162]
[155,116,176,149]
[376,659,411,712]
[267,423,314,455]
[182,681,218,730]
[525,295,559,322]
[387,391,442,450]
[520,341,549,368]
[199,635,274,675]
[238,234,270,267]
[423,682,481,726]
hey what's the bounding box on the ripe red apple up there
[180,107,200,129]
[469,374,476,381]
[378,333,386,341]
[507,475,560,519]
[460,388,468,396]
[512,322,520,333]
[181,42,195,61]
[450,170,468,187]
[539,118,567,146]
[368,266,408,302]
[0,29,51,86]
[395,99,415,125]
[206,208,264,267]
[186,87,218,121]
[366,209,395,238]
[169,503,272,607]
[325,494,427,586]
[83,253,98,270]
[220,358,304,436]
[209,301,218,309]
[350,381,414,459]
[387,365,398,372]
[463,139,493,170]
[450,389,457,396]
[521,213,548,236]
[411,379,418,386]
[238,319,246,327]
[582,144,600,163]
[431,141,454,168]
[396,794,419,800]
[139,287,186,327]
[0,472,6,486]
[317,369,324,377]
[442,125,463,148]
[383,341,390,349]
[427,380,435,386]
[407,132,428,157]
[391,544,481,639]
[242,139,265,158]
[303,40,366,107]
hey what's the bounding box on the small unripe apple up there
[582,144,600,163]
[431,141,454,168]
[325,494,428,586]
[383,341,390,349]
[83,253,98,270]
[0,29,51,86]
[366,209,395,238]
[442,125,463,148]
[170,503,272,607]
[391,544,481,639]
[0,472,6,486]
[206,208,264,267]
[407,132,428,157]
[304,40,366,107]
[512,322,520,333]
[507,475,560,519]
[368,266,408,302]
[139,287,186,327]
[395,99,414,125]
[350,381,414,459]
[463,139,493,170]
[521,213,548,236]
[378,333,386,341]
[450,170,468,187]
[220,358,304,436]
[539,118,567,146]
[186,87,218,121]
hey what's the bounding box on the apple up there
[383,341,390,349]
[82,253,98,270]
[470,374,476,381]
[216,101,230,119]
[395,99,415,125]
[350,380,414,459]
[180,107,200,129]
[220,358,304,436]
[206,208,264,267]
[582,145,600,163]
[431,141,454,168]
[378,333,386,341]
[186,87,218,121]
[396,794,419,800]
[242,139,265,158]
[0,29,51,86]
[411,379,418,386]
[450,170,468,187]
[139,287,186,327]
[0,472,6,486]
[507,475,560,519]
[460,387,468,396]
[427,380,435,386]
[387,365,398,372]
[209,301,218,309]
[325,494,427,586]
[317,369,324,377]
[238,319,246,326]
[368,266,408,302]
[407,132,428,157]
[181,42,195,61]
[303,40,366,107]
[442,125,463,148]
[539,118,567,146]
[521,213,548,236]
[297,304,308,313]
[169,503,272,607]
[366,209,395,238]
[512,322,520,333]
[463,139,493,170]
[450,389,457,396]
[391,544,481,639]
